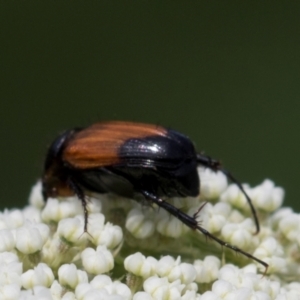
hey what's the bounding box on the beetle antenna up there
[140,189,268,274]
[196,154,260,234]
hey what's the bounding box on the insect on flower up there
[42,121,268,273]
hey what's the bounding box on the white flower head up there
[2,169,300,298]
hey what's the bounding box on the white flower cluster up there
[0,182,125,299]
[0,168,299,299]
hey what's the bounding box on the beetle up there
[42,121,267,271]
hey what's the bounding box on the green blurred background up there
[1,2,300,211]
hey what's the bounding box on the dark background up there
[1,2,300,211]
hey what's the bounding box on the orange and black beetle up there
[42,121,267,271]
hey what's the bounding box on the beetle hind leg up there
[140,189,268,274]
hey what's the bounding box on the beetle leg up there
[67,178,89,232]
[193,201,208,219]
[140,189,268,275]
[196,154,260,235]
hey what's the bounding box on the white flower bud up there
[228,209,246,224]
[15,223,48,254]
[0,219,7,230]
[124,253,157,278]
[107,281,131,300]
[168,263,197,285]
[76,281,127,300]
[33,222,50,244]
[156,256,178,278]
[0,262,22,286]
[221,218,255,249]
[29,181,44,209]
[80,289,119,300]
[211,279,234,297]
[220,183,250,211]
[21,263,54,289]
[28,286,53,299]
[218,264,260,290]
[22,206,42,223]
[225,288,252,299]
[218,265,241,287]
[0,252,19,264]
[284,282,300,299]
[58,264,88,289]
[75,282,93,300]
[91,276,131,300]
[198,167,228,199]
[0,229,15,252]
[144,276,184,299]
[86,213,105,234]
[91,221,123,249]
[252,291,273,300]
[194,202,231,234]
[57,216,87,245]
[61,291,76,300]
[155,255,196,285]
[90,274,112,289]
[0,283,20,300]
[81,246,114,275]
[278,213,300,241]
[156,214,187,238]
[253,237,286,273]
[256,278,280,299]
[0,254,22,283]
[269,207,293,229]
[2,209,24,229]
[194,256,221,283]
[185,282,198,292]
[50,280,64,299]
[125,208,155,239]
[251,179,284,212]
[41,198,82,224]
[195,290,218,300]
